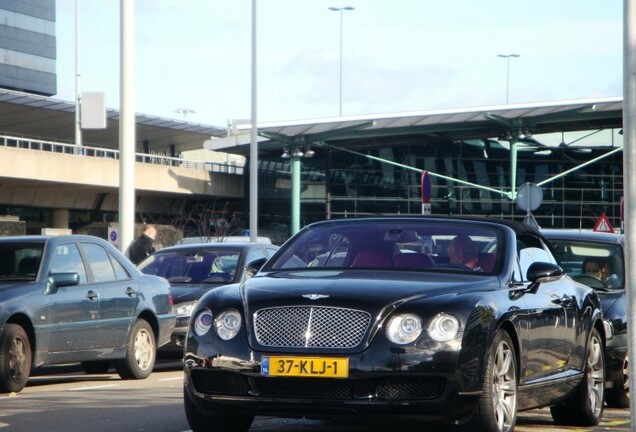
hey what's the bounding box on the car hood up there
[242,269,499,311]
[597,289,624,316]
[170,284,218,304]
[0,280,40,304]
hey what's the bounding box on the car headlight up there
[193,310,213,336]
[604,319,614,340]
[215,309,242,340]
[428,313,460,342]
[386,313,422,344]
[173,300,197,318]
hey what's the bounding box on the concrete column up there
[52,209,70,229]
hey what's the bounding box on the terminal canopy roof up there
[0,88,226,152]
[208,97,623,156]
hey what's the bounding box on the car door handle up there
[125,287,137,297]
[86,290,99,300]
[551,294,574,306]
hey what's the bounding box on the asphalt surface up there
[0,361,630,432]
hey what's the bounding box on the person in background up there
[448,235,481,270]
[127,224,157,265]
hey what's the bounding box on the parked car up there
[183,216,606,432]
[0,235,176,393]
[543,229,628,408]
[138,242,279,353]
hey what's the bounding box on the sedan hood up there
[0,280,37,294]
[597,289,624,316]
[170,284,217,305]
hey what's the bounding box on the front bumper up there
[182,337,483,423]
[604,341,628,385]
[159,316,188,352]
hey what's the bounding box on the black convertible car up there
[183,217,605,432]
[543,229,628,408]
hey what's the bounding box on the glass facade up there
[0,0,56,96]
[253,128,623,236]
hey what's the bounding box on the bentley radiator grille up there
[253,306,371,349]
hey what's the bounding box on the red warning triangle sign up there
[593,212,614,233]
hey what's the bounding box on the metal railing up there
[0,134,244,174]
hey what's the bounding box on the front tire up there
[467,330,517,432]
[550,327,604,426]
[0,324,32,393]
[116,320,156,380]
[184,387,254,432]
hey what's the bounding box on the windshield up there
[267,220,502,274]
[549,238,624,290]
[0,243,44,280]
[139,248,241,284]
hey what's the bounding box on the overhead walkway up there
[0,135,244,216]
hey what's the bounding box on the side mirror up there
[45,272,80,294]
[526,262,564,285]
[244,257,268,280]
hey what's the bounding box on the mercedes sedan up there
[0,235,175,393]
[183,217,605,432]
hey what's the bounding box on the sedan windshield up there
[549,238,624,290]
[268,221,502,274]
[0,243,44,279]
[139,249,240,284]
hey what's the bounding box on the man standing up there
[127,224,157,265]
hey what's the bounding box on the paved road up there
[0,361,630,432]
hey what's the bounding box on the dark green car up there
[0,235,176,393]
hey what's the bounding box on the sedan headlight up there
[173,300,197,318]
[428,313,460,342]
[604,319,614,340]
[386,313,422,344]
[193,310,213,336]
[215,309,242,340]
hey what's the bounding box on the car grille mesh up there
[253,306,371,349]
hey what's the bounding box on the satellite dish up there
[516,182,543,212]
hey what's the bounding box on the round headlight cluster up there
[193,310,213,336]
[428,313,460,342]
[386,313,422,344]
[385,312,461,345]
[215,309,242,340]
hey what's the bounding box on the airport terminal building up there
[0,0,625,241]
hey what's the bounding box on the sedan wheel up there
[468,331,517,432]
[0,324,32,393]
[551,327,604,426]
[116,320,156,380]
[605,354,629,408]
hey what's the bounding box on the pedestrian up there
[127,224,157,265]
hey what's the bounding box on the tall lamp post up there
[497,54,520,104]
[329,6,354,117]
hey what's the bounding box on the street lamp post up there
[497,54,520,104]
[329,6,354,117]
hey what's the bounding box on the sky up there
[54,1,623,129]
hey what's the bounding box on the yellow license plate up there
[261,356,349,378]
